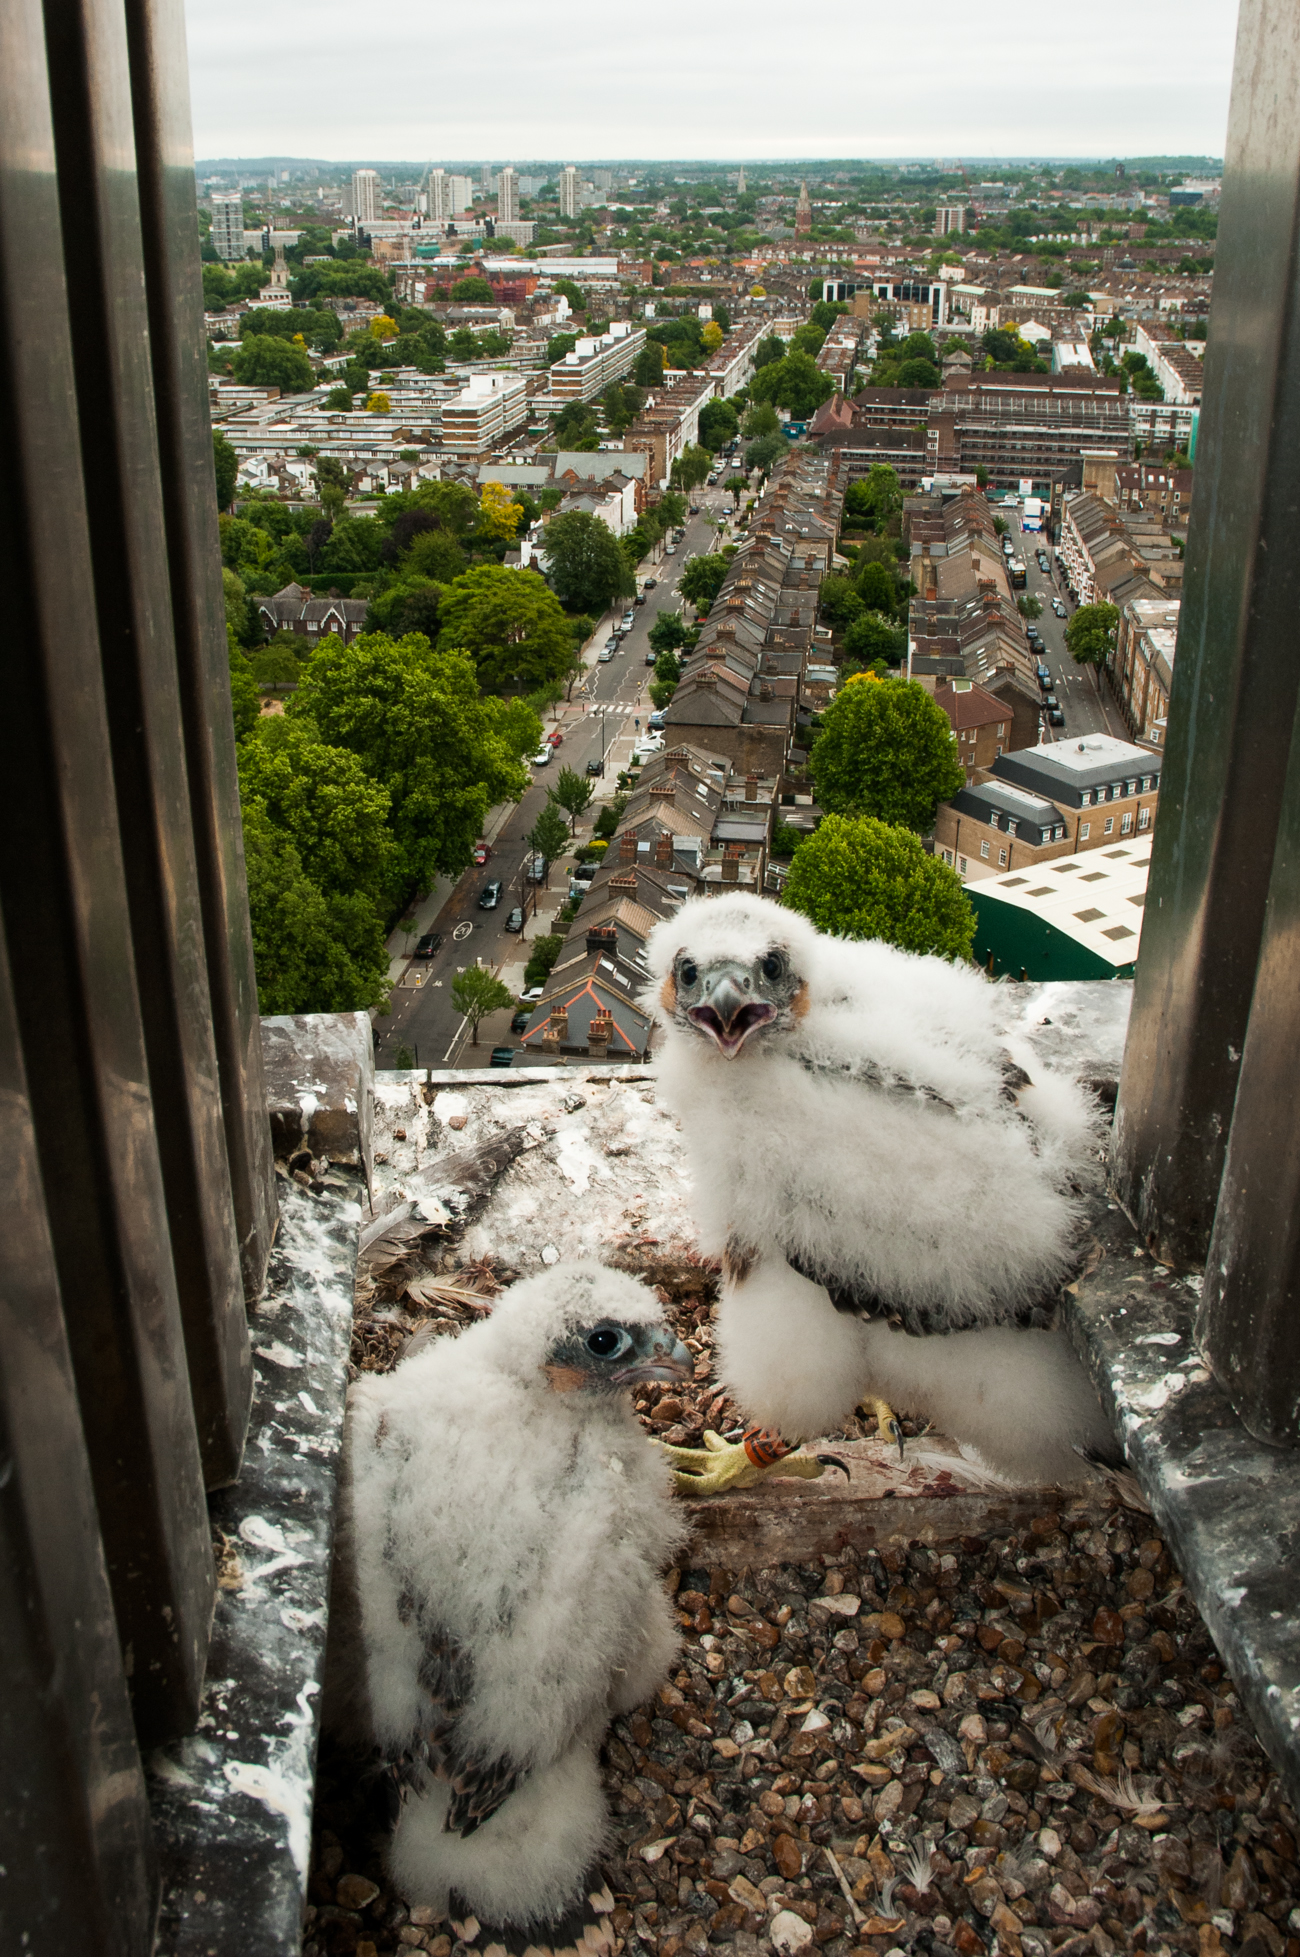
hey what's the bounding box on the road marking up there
[453,921,473,941]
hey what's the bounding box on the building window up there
[988,811,999,828]
[1138,807,1151,830]
[980,841,989,859]
[1126,779,1137,796]
[1121,812,1133,834]
[1104,817,1114,834]
[959,855,968,874]
[998,848,1008,866]
[995,745,1003,757]
[1141,775,1153,791]
[1080,822,1090,840]
[1081,790,1091,807]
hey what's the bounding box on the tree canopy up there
[698,396,739,451]
[288,631,539,892]
[843,463,903,534]
[541,510,634,612]
[679,552,730,610]
[437,565,577,694]
[238,718,398,908]
[781,813,975,961]
[231,333,315,393]
[1065,601,1120,668]
[213,430,238,510]
[452,966,515,1045]
[811,678,965,832]
[239,796,392,1015]
[749,348,835,419]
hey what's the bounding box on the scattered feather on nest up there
[1071,1763,1169,1818]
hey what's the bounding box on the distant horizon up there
[183,0,1238,164]
[192,154,1226,176]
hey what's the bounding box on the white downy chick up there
[645,889,1117,1486]
[326,1260,690,1930]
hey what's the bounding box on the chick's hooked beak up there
[686,962,777,1059]
[610,1334,692,1388]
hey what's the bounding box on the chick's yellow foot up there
[660,1427,846,1496]
[868,1397,906,1462]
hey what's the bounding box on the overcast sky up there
[185,0,1239,165]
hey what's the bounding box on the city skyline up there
[184,0,1239,164]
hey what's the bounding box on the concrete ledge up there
[262,1011,374,1172]
[1066,1198,1300,1816]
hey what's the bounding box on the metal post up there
[0,0,214,1748]
[122,0,277,1321]
[1112,0,1300,1269]
[0,930,159,1957]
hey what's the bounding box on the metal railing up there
[0,0,275,1944]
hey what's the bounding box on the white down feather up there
[647,891,1101,1324]
[326,1261,686,1923]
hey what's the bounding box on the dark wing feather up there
[797,1051,956,1114]
[383,1598,520,1836]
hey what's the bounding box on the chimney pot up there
[619,832,636,862]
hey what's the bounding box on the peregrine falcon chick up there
[645,890,1118,1490]
[326,1260,690,1931]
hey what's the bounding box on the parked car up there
[634,593,646,606]
[1052,599,1066,616]
[665,545,676,555]
[531,746,552,767]
[643,577,657,589]
[510,1008,533,1034]
[597,646,614,662]
[586,756,604,773]
[520,985,544,1002]
[1043,693,1059,711]
[572,863,598,885]
[478,880,503,909]
[688,503,700,515]
[472,842,491,865]
[621,610,635,626]
[645,648,657,665]
[525,853,547,883]
[504,907,525,933]
[489,1046,515,1068]
[648,710,666,729]
[413,931,443,959]
[546,728,563,747]
[1048,708,1066,727]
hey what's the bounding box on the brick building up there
[934,734,1162,881]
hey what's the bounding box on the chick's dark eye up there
[761,952,783,981]
[586,1327,621,1357]
[679,959,698,988]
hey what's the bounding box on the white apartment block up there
[440,372,529,451]
[497,167,519,223]
[558,166,579,220]
[548,323,647,402]
[209,192,245,261]
[351,169,380,225]
[935,204,967,235]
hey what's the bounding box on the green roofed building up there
[967,842,1150,981]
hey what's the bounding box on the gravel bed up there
[307,1261,1300,1957]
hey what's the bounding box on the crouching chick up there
[325,1260,690,1933]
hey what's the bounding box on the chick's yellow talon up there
[659,1429,828,1497]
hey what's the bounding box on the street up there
[1013,519,1128,744]
[375,489,734,1070]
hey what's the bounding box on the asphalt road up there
[376,488,736,1071]
[1011,519,1126,744]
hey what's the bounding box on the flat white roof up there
[974,843,1150,968]
[1024,734,1153,776]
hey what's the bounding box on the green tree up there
[781,813,975,961]
[843,611,905,665]
[670,443,713,491]
[449,275,495,303]
[749,349,835,419]
[1065,601,1120,671]
[237,719,398,906]
[633,342,666,387]
[679,552,730,610]
[753,334,785,370]
[711,301,732,334]
[811,678,965,832]
[845,463,903,534]
[231,334,315,393]
[452,966,515,1045]
[856,558,903,617]
[648,611,690,657]
[745,433,786,475]
[1018,594,1043,620]
[405,529,469,582]
[549,764,595,833]
[228,630,261,740]
[541,510,634,612]
[743,401,781,438]
[239,795,391,1014]
[325,384,355,410]
[527,801,571,879]
[213,429,239,509]
[698,396,739,451]
[436,565,575,694]
[818,572,864,629]
[289,632,538,892]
